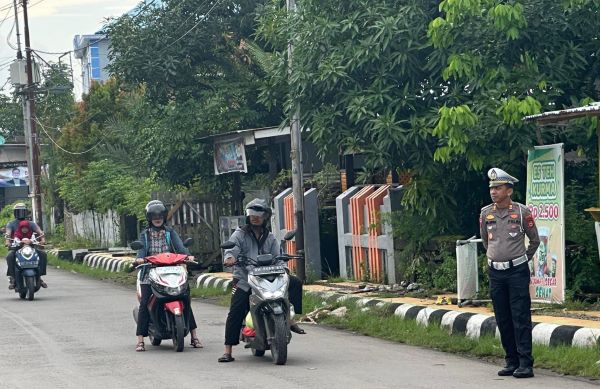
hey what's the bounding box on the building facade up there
[73,34,111,95]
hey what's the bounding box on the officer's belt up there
[488,254,527,270]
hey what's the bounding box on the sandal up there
[190,338,203,348]
[218,353,235,362]
[135,342,145,352]
[290,324,306,334]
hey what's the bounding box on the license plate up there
[17,260,38,268]
[155,266,181,274]
[250,265,285,276]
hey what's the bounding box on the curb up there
[82,253,131,273]
[308,291,600,348]
[195,273,232,291]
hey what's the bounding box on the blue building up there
[73,33,111,95]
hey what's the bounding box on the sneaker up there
[40,279,48,288]
[8,277,15,290]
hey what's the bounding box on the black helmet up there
[13,203,28,220]
[245,198,272,226]
[145,200,168,224]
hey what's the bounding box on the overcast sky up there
[0,0,141,98]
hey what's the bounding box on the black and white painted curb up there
[82,253,132,273]
[308,291,600,349]
[195,274,232,291]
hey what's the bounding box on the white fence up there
[64,209,121,247]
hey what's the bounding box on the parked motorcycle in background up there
[221,230,301,365]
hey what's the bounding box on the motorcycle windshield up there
[145,253,188,265]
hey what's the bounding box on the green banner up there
[526,144,565,303]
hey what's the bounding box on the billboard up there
[526,144,565,303]
[214,138,247,175]
[0,163,29,188]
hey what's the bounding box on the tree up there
[256,0,600,225]
[103,0,283,187]
[0,94,23,141]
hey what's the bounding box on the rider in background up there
[5,203,47,289]
[133,200,203,352]
[218,198,305,363]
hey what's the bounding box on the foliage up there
[307,163,340,204]
[57,160,158,220]
[103,0,283,189]
[0,94,23,140]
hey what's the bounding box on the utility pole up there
[13,0,35,222]
[22,0,43,228]
[286,0,305,282]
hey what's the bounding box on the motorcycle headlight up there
[262,290,284,300]
[154,284,183,296]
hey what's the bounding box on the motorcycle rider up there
[218,198,305,363]
[133,200,202,352]
[5,203,47,289]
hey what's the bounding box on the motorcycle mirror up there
[221,241,235,250]
[130,241,143,251]
[183,238,194,247]
[284,230,296,241]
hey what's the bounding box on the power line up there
[158,0,225,53]
[34,117,105,155]
[30,0,160,57]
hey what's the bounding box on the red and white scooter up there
[130,240,195,352]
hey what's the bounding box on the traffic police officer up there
[480,168,540,379]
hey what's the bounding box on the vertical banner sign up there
[526,144,565,303]
[213,138,248,175]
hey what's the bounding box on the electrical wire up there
[34,117,105,155]
[157,0,225,53]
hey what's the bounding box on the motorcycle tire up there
[270,315,288,365]
[26,277,35,301]
[172,315,185,352]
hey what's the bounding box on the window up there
[89,46,101,80]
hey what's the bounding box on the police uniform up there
[479,168,540,378]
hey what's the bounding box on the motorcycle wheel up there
[25,277,35,301]
[270,315,288,365]
[252,348,265,357]
[172,315,185,352]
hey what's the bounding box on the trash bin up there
[456,236,482,306]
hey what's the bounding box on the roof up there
[198,126,291,145]
[523,102,600,124]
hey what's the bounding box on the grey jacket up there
[224,226,283,292]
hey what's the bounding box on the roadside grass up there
[190,285,231,306]
[306,299,600,379]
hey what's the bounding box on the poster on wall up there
[0,163,29,188]
[526,143,565,303]
[214,138,247,175]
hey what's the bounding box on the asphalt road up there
[0,263,597,389]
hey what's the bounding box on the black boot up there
[8,276,15,290]
[513,367,534,378]
[497,365,518,376]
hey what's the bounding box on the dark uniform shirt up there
[479,202,540,262]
